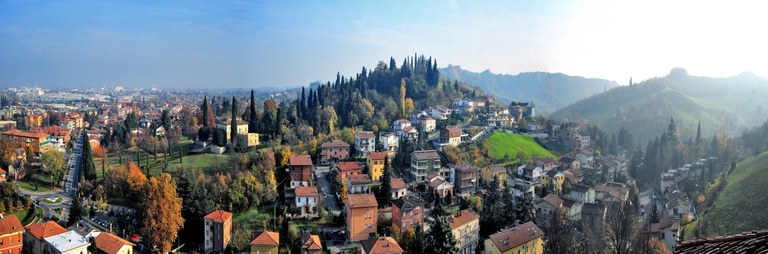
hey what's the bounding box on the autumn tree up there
[41,150,67,187]
[400,77,407,118]
[126,162,148,197]
[141,173,184,253]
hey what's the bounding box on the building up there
[440,126,463,147]
[649,216,679,253]
[0,215,24,254]
[516,164,542,182]
[289,155,313,188]
[94,232,135,254]
[295,186,319,217]
[300,235,322,254]
[336,162,363,182]
[249,231,279,254]
[203,210,233,254]
[453,164,479,196]
[44,231,90,254]
[481,165,506,185]
[25,221,68,254]
[347,174,373,194]
[534,194,563,228]
[484,222,544,254]
[319,140,350,163]
[1,129,51,154]
[237,133,260,148]
[0,120,17,130]
[410,150,442,182]
[355,131,376,156]
[392,119,411,131]
[540,171,565,194]
[417,116,436,133]
[449,209,480,254]
[569,185,596,204]
[426,173,454,198]
[379,132,400,152]
[215,119,248,144]
[390,178,407,200]
[366,152,388,182]
[360,237,404,254]
[346,194,378,242]
[675,229,768,254]
[391,194,425,232]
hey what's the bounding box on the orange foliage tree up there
[126,162,148,195]
[141,173,184,253]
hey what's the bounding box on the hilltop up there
[550,69,768,144]
[440,65,619,113]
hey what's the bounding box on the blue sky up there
[1,0,766,88]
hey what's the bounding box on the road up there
[638,188,663,219]
[316,171,342,215]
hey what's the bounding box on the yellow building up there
[94,232,135,254]
[366,152,388,181]
[27,114,43,127]
[237,133,260,148]
[250,231,279,254]
[484,222,544,254]
[216,119,249,144]
[542,171,565,194]
[481,165,506,185]
[449,209,480,254]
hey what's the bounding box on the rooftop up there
[301,235,322,250]
[488,222,544,253]
[349,174,372,185]
[44,231,89,253]
[356,131,375,139]
[295,186,319,197]
[250,231,280,247]
[347,193,378,209]
[676,229,768,254]
[448,209,480,230]
[0,214,24,235]
[289,155,313,166]
[368,151,388,161]
[412,150,440,160]
[26,221,68,240]
[94,232,135,254]
[321,139,350,148]
[337,161,363,172]
[360,236,404,254]
[391,194,425,212]
[204,210,233,223]
[391,178,407,190]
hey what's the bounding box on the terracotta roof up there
[0,168,6,174]
[368,152,388,161]
[0,214,24,236]
[449,209,480,230]
[301,235,322,250]
[391,194,424,212]
[444,126,461,132]
[539,194,564,208]
[296,185,319,197]
[488,222,544,252]
[337,162,362,172]
[676,229,768,254]
[321,139,349,148]
[94,232,135,254]
[203,210,233,223]
[347,193,378,208]
[1,129,49,139]
[391,178,407,190]
[25,221,67,240]
[360,237,404,254]
[402,126,416,132]
[570,184,592,193]
[487,165,506,173]
[356,131,376,139]
[349,174,372,185]
[650,216,678,233]
[289,155,313,166]
[250,231,279,247]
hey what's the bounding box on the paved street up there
[316,171,342,215]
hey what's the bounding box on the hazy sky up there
[1,0,766,89]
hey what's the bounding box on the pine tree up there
[377,156,392,208]
[230,96,237,147]
[426,215,458,254]
[695,122,702,145]
[650,202,660,223]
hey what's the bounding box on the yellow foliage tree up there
[126,162,148,196]
[341,177,347,201]
[141,173,184,253]
[404,98,415,115]
[400,77,407,118]
[278,146,292,168]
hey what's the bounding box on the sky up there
[1,0,767,89]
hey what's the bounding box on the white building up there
[44,231,90,254]
[354,131,376,156]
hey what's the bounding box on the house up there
[481,165,506,185]
[452,164,479,196]
[250,231,279,254]
[449,209,480,254]
[665,190,692,218]
[534,194,563,228]
[650,216,679,253]
[558,157,580,172]
[336,162,363,182]
[0,215,24,254]
[366,152,388,181]
[540,171,565,194]
[440,126,463,147]
[295,186,319,217]
[484,222,544,254]
[390,178,407,200]
[0,120,17,130]
[410,150,442,182]
[429,106,450,120]
[392,119,412,131]
[391,194,425,232]
[360,237,404,254]
[300,235,322,254]
[378,132,400,152]
[154,126,166,137]
[1,129,51,154]
[203,210,233,254]
[576,149,594,165]
[320,140,350,163]
[416,116,436,133]
[346,194,378,242]
[347,174,373,194]
[94,232,135,254]
[561,199,583,222]
[398,126,418,140]
[534,158,556,172]
[355,131,376,156]
[516,164,542,182]
[581,203,607,230]
[289,155,313,188]
[569,185,596,204]
[44,230,90,254]
[25,221,68,254]
[426,173,454,198]
[595,183,629,204]
[237,133,260,148]
[215,119,249,145]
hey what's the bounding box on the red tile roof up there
[250,231,279,247]
[289,155,313,166]
[301,235,322,250]
[349,174,372,185]
[448,209,480,230]
[368,152,388,161]
[347,193,378,208]
[25,221,67,240]
[539,194,564,208]
[203,210,233,223]
[488,222,544,252]
[94,232,135,254]
[337,162,362,172]
[1,129,49,139]
[356,131,376,139]
[676,229,768,254]
[0,214,24,236]
[391,178,407,190]
[321,140,349,148]
[360,236,404,254]
[295,186,319,197]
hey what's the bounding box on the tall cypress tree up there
[377,156,392,208]
[230,96,237,148]
[695,122,702,145]
[249,90,257,133]
[80,132,97,181]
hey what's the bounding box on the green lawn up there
[3,208,35,225]
[16,174,56,192]
[231,205,276,250]
[100,148,231,178]
[485,132,555,165]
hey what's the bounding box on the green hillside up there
[702,151,768,235]
[485,132,555,165]
[551,69,768,143]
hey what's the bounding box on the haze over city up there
[1,0,766,89]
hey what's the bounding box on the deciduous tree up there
[141,173,184,253]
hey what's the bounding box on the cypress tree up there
[230,96,237,148]
[249,90,257,133]
[695,122,702,145]
[80,132,97,181]
[378,156,392,208]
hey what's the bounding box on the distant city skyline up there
[1,0,766,89]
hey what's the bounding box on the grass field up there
[16,173,56,192]
[485,132,555,165]
[703,151,768,235]
[100,148,231,178]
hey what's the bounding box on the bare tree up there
[605,202,637,254]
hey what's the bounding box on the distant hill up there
[701,150,768,236]
[550,69,768,144]
[440,65,619,114]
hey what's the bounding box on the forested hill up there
[550,68,768,145]
[440,65,619,113]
